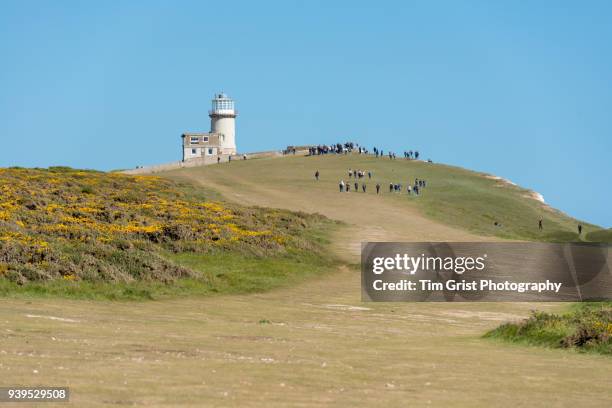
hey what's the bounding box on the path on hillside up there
[177,166,488,261]
[1,157,610,407]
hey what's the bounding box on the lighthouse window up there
[190,137,199,144]
[208,148,213,155]
[203,136,209,142]
[191,148,197,155]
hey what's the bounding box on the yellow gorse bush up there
[0,168,271,244]
[593,321,612,335]
[0,230,49,251]
[0,167,323,284]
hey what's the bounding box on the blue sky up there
[0,1,610,227]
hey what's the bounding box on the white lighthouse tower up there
[209,92,237,155]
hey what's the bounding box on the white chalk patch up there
[485,174,545,203]
[484,175,517,186]
[526,191,546,203]
[324,304,371,311]
[25,314,80,323]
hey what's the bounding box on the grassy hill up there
[0,167,336,299]
[163,154,607,243]
[2,156,611,404]
[1,155,607,300]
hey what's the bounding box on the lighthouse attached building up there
[182,93,237,161]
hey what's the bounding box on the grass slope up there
[0,167,337,299]
[586,228,612,243]
[165,154,608,242]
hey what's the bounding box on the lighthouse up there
[181,92,238,161]
[209,92,237,155]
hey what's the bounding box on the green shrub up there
[485,303,612,355]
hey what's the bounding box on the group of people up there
[348,168,372,179]
[307,144,425,162]
[337,179,428,195]
[329,168,428,196]
[370,147,421,161]
[372,147,395,159]
[388,178,427,195]
[308,142,360,155]
[309,143,430,198]
[338,180,369,193]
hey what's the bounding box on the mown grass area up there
[484,302,612,355]
[168,250,337,295]
[0,167,339,299]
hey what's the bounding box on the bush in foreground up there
[484,303,612,355]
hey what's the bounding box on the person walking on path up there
[315,170,320,181]
[339,180,345,192]
[217,156,221,164]
[578,224,583,235]
[538,219,543,230]
[376,183,381,194]
[354,182,358,192]
[362,183,366,193]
